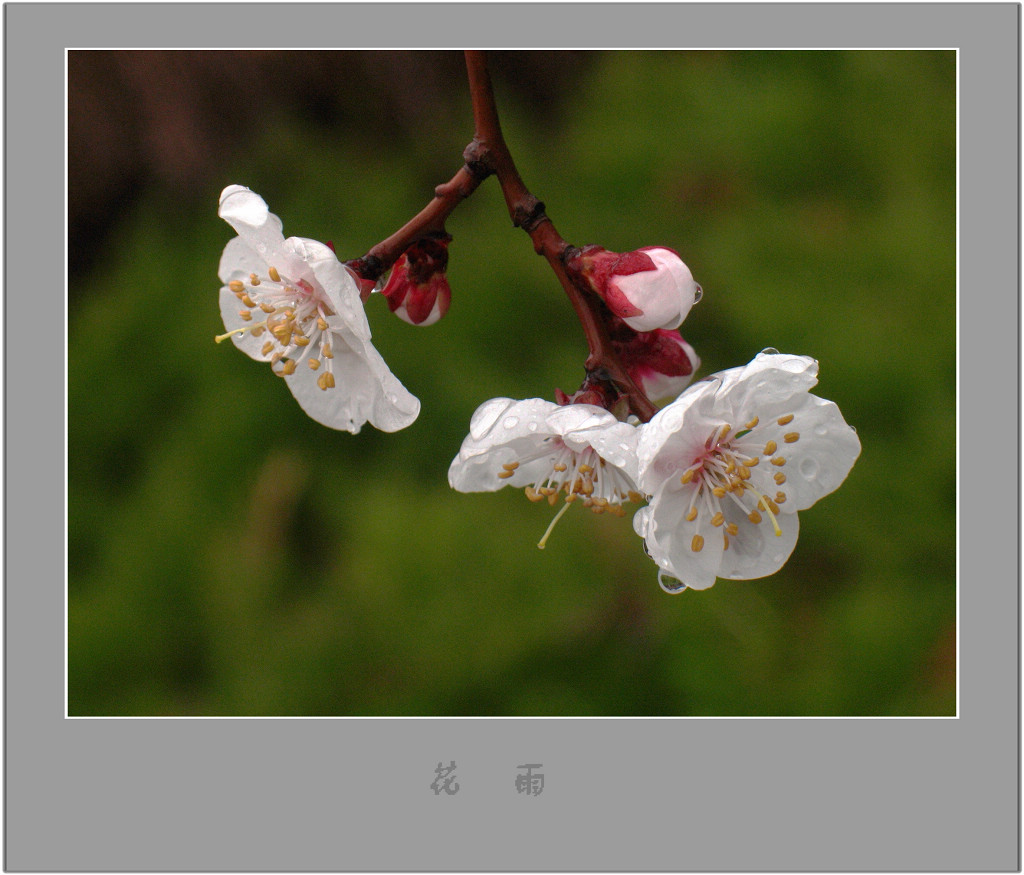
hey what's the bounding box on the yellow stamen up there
[268,266,281,282]
[726,523,739,536]
[712,486,727,498]
[249,273,261,286]
[777,414,794,425]
[537,500,573,549]
[691,534,704,553]
[745,416,759,429]
[784,432,800,443]
[711,512,725,527]
[241,294,256,308]
[228,280,245,293]
[317,316,328,331]
[771,457,786,466]
[259,302,275,314]
[293,335,310,346]
[322,345,334,359]
[316,370,334,389]
[685,507,698,522]
[764,440,777,456]
[774,472,787,484]
[628,491,645,504]
[238,310,252,321]
[680,468,695,484]
[281,359,297,376]
[502,461,519,471]
[578,464,594,475]
[738,466,751,481]
[723,535,730,551]
[525,487,543,503]
[775,492,787,504]
[261,341,274,356]
[215,324,252,343]
[308,359,320,370]
[553,463,567,472]
[746,485,782,536]
[746,457,759,467]
[497,470,516,479]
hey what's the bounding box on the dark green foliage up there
[68,51,955,715]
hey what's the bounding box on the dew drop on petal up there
[799,457,819,479]
[527,421,539,432]
[693,284,704,304]
[814,424,828,436]
[470,399,513,439]
[619,443,632,453]
[503,415,520,429]
[658,571,688,594]
[760,347,779,356]
[850,425,858,434]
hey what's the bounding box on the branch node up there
[514,196,547,232]
[462,139,494,180]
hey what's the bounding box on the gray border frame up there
[12,3,1016,871]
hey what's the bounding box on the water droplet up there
[658,571,687,594]
[799,457,819,479]
[619,443,632,453]
[693,284,704,304]
[527,421,538,432]
[470,398,513,438]
[814,424,828,437]
[387,393,398,404]
[503,416,520,429]
[760,347,779,356]
[850,426,858,434]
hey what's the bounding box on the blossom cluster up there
[216,185,860,593]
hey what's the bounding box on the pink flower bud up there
[381,235,452,326]
[613,327,700,403]
[570,245,701,332]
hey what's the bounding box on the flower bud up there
[569,244,701,332]
[381,235,452,326]
[612,327,700,403]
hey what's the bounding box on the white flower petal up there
[717,506,800,582]
[218,185,306,279]
[634,350,858,591]
[767,396,861,509]
[284,328,419,433]
[216,186,420,434]
[218,236,266,285]
[218,285,271,361]
[644,487,723,590]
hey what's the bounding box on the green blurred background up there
[68,50,955,716]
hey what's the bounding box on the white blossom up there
[216,185,419,433]
[448,398,644,548]
[634,352,861,593]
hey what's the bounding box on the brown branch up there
[463,51,656,422]
[345,164,485,283]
